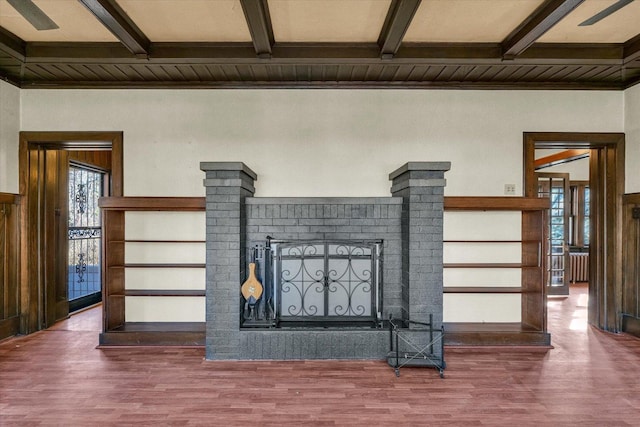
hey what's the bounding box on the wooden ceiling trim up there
[570,65,601,81]
[102,64,130,80]
[519,43,622,64]
[464,65,492,81]
[405,65,423,81]
[490,65,521,82]
[398,43,501,62]
[481,65,508,82]
[0,27,26,61]
[240,0,274,59]
[535,149,590,170]
[71,64,101,80]
[19,41,627,67]
[247,64,265,81]
[625,74,640,89]
[506,65,539,82]
[177,65,200,81]
[501,0,585,59]
[16,77,622,90]
[125,64,156,81]
[378,0,422,59]
[54,64,86,81]
[563,65,602,81]
[624,34,640,64]
[578,65,616,81]
[451,65,478,82]
[78,0,150,56]
[192,64,214,81]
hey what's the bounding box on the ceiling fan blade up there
[6,0,59,31]
[579,0,633,26]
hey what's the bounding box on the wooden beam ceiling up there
[240,0,274,59]
[20,42,624,65]
[378,0,422,59]
[535,149,590,170]
[0,0,639,89]
[0,27,25,61]
[502,0,585,60]
[78,0,150,56]
[624,34,640,64]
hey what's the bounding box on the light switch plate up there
[504,184,516,195]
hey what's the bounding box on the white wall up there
[625,84,640,193]
[19,89,623,197]
[0,80,20,193]
[14,89,625,323]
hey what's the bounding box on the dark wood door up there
[23,148,73,329]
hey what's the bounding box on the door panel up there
[43,150,70,327]
[67,165,104,312]
[536,173,570,296]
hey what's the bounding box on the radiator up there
[570,253,589,283]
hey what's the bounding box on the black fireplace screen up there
[273,241,382,325]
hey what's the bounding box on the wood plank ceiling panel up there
[488,65,520,82]
[576,65,615,81]
[391,64,415,81]
[447,65,476,81]
[203,65,226,82]
[175,65,200,81]
[125,64,160,81]
[599,68,623,82]
[100,64,132,80]
[23,64,56,80]
[405,65,428,81]
[562,65,602,81]
[191,65,214,81]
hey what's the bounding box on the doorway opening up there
[524,132,624,333]
[19,132,123,334]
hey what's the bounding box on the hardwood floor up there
[1,284,639,426]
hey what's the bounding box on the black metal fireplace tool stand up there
[388,314,445,378]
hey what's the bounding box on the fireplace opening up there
[242,240,383,329]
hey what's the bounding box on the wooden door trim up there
[18,131,123,334]
[524,132,625,332]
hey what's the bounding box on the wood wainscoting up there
[0,192,20,340]
[623,193,640,337]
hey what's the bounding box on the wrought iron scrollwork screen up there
[68,166,103,303]
[274,241,382,324]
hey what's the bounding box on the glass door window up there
[68,166,104,311]
[537,173,571,296]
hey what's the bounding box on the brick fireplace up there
[200,162,449,360]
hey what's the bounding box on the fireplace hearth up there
[201,162,450,361]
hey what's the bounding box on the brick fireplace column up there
[200,162,256,360]
[389,162,451,328]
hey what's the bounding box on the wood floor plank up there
[1,284,640,425]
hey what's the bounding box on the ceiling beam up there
[240,0,274,59]
[0,27,25,61]
[534,149,590,170]
[378,0,422,59]
[502,0,585,59]
[624,34,640,64]
[78,0,149,57]
[23,42,624,66]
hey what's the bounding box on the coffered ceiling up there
[0,0,639,89]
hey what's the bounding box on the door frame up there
[524,132,625,332]
[19,131,123,334]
